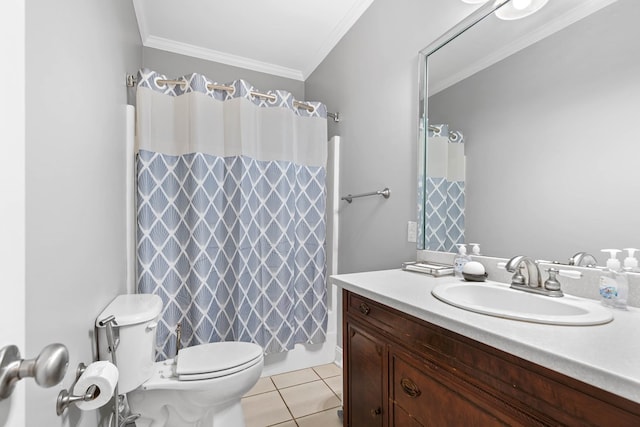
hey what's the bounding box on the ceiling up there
[133,0,621,85]
[132,0,376,81]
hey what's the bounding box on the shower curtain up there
[424,124,465,252]
[135,68,328,358]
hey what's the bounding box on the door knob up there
[0,343,69,399]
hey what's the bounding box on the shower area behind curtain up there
[423,124,465,252]
[134,69,328,359]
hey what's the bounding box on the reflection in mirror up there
[422,125,465,252]
[418,0,640,264]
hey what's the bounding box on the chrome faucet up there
[505,256,563,297]
[568,252,598,268]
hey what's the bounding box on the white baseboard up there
[334,346,343,368]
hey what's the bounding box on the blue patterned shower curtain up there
[135,69,328,358]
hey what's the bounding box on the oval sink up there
[432,281,613,325]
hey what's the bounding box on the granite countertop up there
[331,268,640,404]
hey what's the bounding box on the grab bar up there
[341,188,390,203]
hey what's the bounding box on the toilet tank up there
[96,294,163,394]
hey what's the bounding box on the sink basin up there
[431,281,613,325]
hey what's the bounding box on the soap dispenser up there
[623,248,639,272]
[454,244,471,278]
[599,249,628,310]
[470,243,481,256]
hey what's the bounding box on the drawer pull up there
[400,378,421,398]
[371,407,382,417]
[359,302,371,315]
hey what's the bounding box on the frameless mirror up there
[418,0,640,264]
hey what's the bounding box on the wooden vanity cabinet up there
[342,289,640,426]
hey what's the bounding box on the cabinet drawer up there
[347,292,399,325]
[390,350,528,427]
[347,292,456,357]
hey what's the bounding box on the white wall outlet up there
[407,221,417,243]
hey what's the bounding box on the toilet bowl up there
[96,294,264,427]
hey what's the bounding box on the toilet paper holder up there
[56,363,99,415]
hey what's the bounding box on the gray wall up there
[143,47,305,100]
[25,0,141,425]
[429,0,640,263]
[305,0,473,273]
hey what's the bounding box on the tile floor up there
[242,363,343,427]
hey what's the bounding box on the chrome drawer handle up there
[400,378,421,398]
[359,302,371,315]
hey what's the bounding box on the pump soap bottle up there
[623,248,639,273]
[454,244,471,278]
[470,243,481,256]
[599,249,628,310]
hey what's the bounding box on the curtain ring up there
[154,77,166,88]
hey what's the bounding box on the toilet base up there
[128,357,263,427]
[132,399,245,427]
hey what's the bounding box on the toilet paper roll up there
[72,361,119,411]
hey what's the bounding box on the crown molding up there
[132,0,148,45]
[301,0,375,79]
[143,36,305,81]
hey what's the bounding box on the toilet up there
[96,294,264,427]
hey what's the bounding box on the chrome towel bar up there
[341,187,390,203]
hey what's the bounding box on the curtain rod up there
[126,74,340,122]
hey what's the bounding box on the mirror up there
[418,0,640,264]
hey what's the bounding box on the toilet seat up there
[140,341,264,391]
[176,342,263,381]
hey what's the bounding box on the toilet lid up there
[176,342,263,381]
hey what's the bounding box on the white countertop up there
[331,269,640,404]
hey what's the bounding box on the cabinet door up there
[346,321,386,427]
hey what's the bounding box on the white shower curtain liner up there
[136,88,327,166]
[135,68,329,358]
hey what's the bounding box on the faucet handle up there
[497,261,527,285]
[511,265,527,286]
[543,268,564,297]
